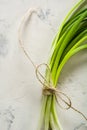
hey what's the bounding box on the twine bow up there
[18,7,87,121]
[35,63,72,110]
[35,63,87,120]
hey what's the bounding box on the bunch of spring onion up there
[37,0,87,130]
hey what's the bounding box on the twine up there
[18,7,87,121]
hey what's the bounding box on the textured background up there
[0,0,87,130]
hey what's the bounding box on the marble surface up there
[0,0,87,130]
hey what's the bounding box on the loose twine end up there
[18,7,87,121]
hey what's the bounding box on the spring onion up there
[37,0,87,130]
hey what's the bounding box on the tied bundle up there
[18,0,87,130]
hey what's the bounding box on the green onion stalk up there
[37,0,87,130]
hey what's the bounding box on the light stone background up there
[0,0,87,130]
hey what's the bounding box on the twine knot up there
[42,87,56,96]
